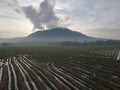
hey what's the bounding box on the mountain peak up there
[28,27,86,37]
[26,27,94,42]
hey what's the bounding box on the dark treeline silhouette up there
[61,40,120,46]
[1,42,11,46]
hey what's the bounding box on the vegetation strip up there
[0,59,3,83]
[14,58,31,90]
[9,58,19,90]
[17,58,38,90]
[20,57,51,90]
[7,59,12,90]
[23,57,58,90]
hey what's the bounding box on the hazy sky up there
[0,0,120,39]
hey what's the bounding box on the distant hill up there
[0,27,104,44]
[24,27,98,43]
[1,27,120,46]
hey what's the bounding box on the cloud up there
[12,0,60,30]
[8,0,80,30]
[56,13,78,27]
[0,0,76,31]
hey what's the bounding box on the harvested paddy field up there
[0,46,120,90]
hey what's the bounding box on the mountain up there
[28,28,87,38]
[0,27,103,44]
[23,27,97,43]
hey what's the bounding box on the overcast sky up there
[0,0,120,39]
